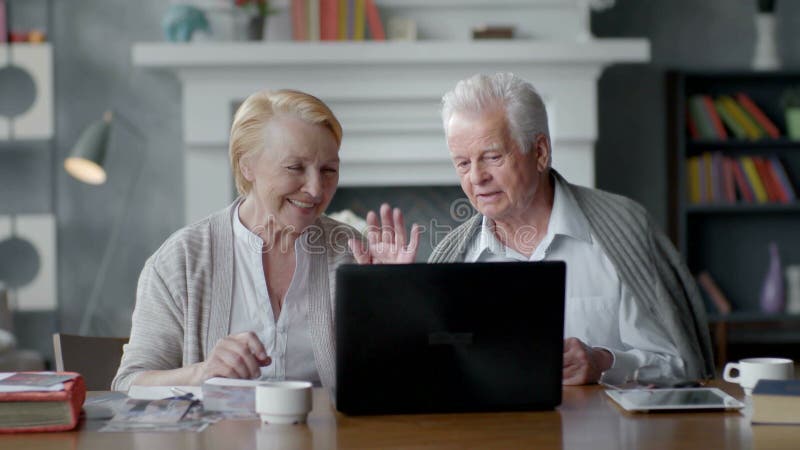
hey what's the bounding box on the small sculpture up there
[162,5,210,42]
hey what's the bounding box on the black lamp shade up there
[64,116,111,185]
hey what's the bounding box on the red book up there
[701,95,728,139]
[320,0,338,40]
[753,157,784,203]
[0,373,85,433]
[291,0,308,41]
[722,157,736,203]
[736,93,781,139]
[731,160,755,203]
[364,0,385,40]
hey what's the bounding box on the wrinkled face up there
[241,115,340,234]
[447,109,548,222]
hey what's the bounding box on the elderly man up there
[350,73,713,385]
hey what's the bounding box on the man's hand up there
[562,337,614,385]
[194,332,271,384]
[348,203,421,264]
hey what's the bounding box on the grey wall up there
[2,0,800,363]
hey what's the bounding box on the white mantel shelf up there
[133,40,648,66]
[132,39,649,223]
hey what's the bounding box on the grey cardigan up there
[112,202,359,391]
[429,173,715,380]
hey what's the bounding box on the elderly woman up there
[112,89,358,390]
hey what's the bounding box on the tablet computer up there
[605,388,745,412]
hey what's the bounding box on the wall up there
[2,0,799,362]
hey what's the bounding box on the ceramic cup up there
[255,381,313,425]
[723,357,794,395]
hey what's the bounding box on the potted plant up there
[234,0,276,41]
[781,87,800,140]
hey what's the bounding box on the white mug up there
[723,357,794,394]
[255,381,313,425]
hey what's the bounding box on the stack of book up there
[291,0,385,41]
[687,93,781,141]
[0,372,85,433]
[686,152,796,204]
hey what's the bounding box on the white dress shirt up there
[464,177,687,381]
[229,205,321,384]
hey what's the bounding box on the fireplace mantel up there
[132,39,649,223]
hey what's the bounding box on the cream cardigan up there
[112,201,359,391]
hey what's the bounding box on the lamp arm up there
[77,120,148,336]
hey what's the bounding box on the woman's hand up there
[195,332,271,383]
[348,203,421,264]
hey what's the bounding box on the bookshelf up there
[668,71,800,363]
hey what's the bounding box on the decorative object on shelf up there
[64,111,148,334]
[472,25,514,40]
[759,241,785,314]
[386,17,416,41]
[234,0,275,41]
[162,4,210,42]
[576,0,616,41]
[786,265,800,314]
[780,87,800,140]
[753,0,780,70]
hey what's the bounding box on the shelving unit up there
[0,43,53,140]
[668,71,800,364]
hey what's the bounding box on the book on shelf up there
[740,156,770,203]
[736,92,781,138]
[719,95,764,140]
[714,97,749,140]
[687,156,702,204]
[696,271,732,314]
[308,0,321,41]
[769,156,797,202]
[701,95,728,139]
[688,95,717,139]
[0,372,86,433]
[291,0,308,40]
[730,158,755,203]
[320,0,339,41]
[364,0,385,40]
[751,379,800,425]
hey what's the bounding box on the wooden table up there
[1,381,795,449]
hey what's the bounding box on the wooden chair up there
[52,333,128,390]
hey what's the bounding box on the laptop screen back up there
[335,261,566,415]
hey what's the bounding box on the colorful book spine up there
[338,0,348,39]
[701,95,728,139]
[730,158,755,203]
[291,0,308,40]
[722,156,736,203]
[308,0,321,41]
[686,107,700,139]
[768,156,797,203]
[689,96,716,139]
[353,0,366,40]
[347,0,355,39]
[703,152,713,202]
[687,156,701,204]
[755,157,780,202]
[719,95,763,140]
[320,0,339,41]
[740,156,769,203]
[364,0,385,40]
[714,98,748,139]
[736,93,781,138]
[711,152,724,202]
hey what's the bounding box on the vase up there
[786,108,800,141]
[753,12,780,70]
[759,242,785,314]
[246,15,265,41]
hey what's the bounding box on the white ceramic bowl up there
[255,381,313,425]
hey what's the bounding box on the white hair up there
[441,73,550,155]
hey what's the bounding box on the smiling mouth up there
[288,199,315,209]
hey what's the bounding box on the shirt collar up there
[471,174,592,260]
[233,202,309,253]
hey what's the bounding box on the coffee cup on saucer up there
[723,357,794,395]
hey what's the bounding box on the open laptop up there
[335,261,566,415]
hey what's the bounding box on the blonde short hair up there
[229,89,343,196]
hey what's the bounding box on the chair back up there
[52,333,128,390]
